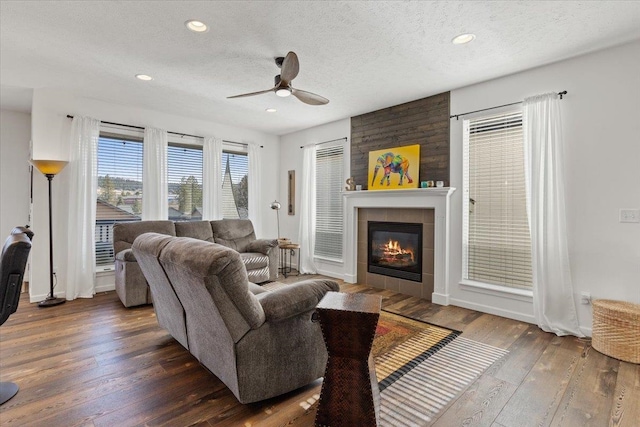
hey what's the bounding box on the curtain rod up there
[66,115,263,148]
[449,91,567,120]
[300,137,347,149]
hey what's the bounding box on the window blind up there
[167,144,203,221]
[463,112,532,289]
[96,136,144,265]
[315,145,344,261]
[221,151,249,219]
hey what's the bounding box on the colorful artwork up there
[368,144,420,190]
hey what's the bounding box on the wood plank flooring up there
[1,276,638,427]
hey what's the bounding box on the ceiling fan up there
[227,51,329,105]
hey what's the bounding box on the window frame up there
[462,110,533,291]
[313,141,347,263]
[221,145,249,220]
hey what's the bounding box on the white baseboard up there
[315,267,344,281]
[432,292,450,305]
[343,273,357,283]
[95,283,115,293]
[449,297,537,324]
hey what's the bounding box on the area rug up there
[374,312,508,426]
[262,282,509,425]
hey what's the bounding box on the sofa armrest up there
[245,238,277,255]
[115,248,137,262]
[257,279,340,323]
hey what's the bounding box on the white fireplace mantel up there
[343,187,456,305]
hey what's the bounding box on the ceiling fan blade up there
[291,88,329,105]
[280,51,299,83]
[227,88,274,99]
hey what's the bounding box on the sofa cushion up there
[175,220,215,242]
[210,219,256,253]
[113,220,176,254]
[248,282,268,295]
[115,248,137,262]
[240,252,269,270]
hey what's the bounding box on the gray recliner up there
[132,233,339,404]
[0,226,33,405]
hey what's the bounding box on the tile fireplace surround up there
[343,188,456,305]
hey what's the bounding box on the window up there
[167,144,203,221]
[96,135,143,266]
[463,112,532,289]
[315,145,344,261]
[221,151,248,219]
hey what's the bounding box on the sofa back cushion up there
[131,233,189,349]
[210,219,256,253]
[114,220,176,254]
[158,236,266,343]
[175,220,214,242]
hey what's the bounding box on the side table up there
[314,291,382,427]
[279,243,300,278]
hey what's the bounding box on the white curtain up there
[202,136,222,220]
[66,116,100,299]
[298,145,318,274]
[523,92,583,337]
[247,143,262,234]
[142,127,168,220]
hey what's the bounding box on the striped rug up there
[375,312,509,426]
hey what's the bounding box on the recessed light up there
[452,33,476,45]
[185,20,208,33]
[135,74,153,81]
[265,108,277,113]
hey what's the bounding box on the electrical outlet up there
[620,209,640,223]
[580,292,591,305]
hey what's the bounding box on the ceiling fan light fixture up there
[185,20,208,33]
[265,108,277,113]
[452,33,476,44]
[135,74,153,81]
[275,87,292,97]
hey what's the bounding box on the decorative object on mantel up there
[368,144,420,190]
[345,177,356,191]
[30,159,68,307]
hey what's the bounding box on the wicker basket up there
[592,299,640,364]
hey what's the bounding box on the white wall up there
[449,40,640,334]
[0,110,31,237]
[279,118,351,278]
[30,88,280,302]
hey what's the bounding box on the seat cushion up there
[240,252,269,270]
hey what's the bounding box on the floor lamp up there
[31,159,68,308]
[270,200,281,239]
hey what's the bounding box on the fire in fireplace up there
[368,221,423,282]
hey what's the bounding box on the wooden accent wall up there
[350,92,450,189]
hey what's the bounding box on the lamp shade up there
[31,160,68,176]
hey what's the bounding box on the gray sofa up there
[113,219,278,307]
[132,232,339,403]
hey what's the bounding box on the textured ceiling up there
[1,1,639,135]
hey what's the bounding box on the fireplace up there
[368,221,423,282]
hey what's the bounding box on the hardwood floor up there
[1,277,638,427]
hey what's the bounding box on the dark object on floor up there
[0,226,33,405]
[315,291,382,427]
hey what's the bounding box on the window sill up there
[96,264,115,274]
[459,279,533,302]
